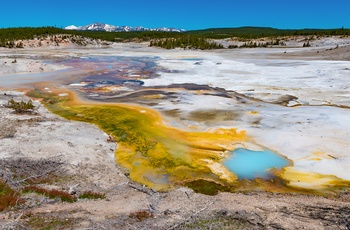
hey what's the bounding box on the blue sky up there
[1,0,349,30]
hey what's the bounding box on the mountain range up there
[65,22,185,32]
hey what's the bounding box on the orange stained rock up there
[28,86,249,190]
[280,167,350,191]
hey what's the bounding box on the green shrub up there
[7,99,35,113]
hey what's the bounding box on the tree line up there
[1,26,349,50]
[0,27,63,47]
[0,27,182,47]
[150,35,223,49]
[188,27,350,39]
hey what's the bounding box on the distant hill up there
[187,26,350,38]
[1,25,349,49]
[64,23,350,37]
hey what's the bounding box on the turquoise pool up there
[223,148,290,180]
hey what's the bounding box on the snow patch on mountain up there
[65,22,185,32]
[65,25,79,30]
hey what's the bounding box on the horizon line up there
[0,23,349,31]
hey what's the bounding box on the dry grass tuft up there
[0,181,25,211]
[23,185,76,203]
[78,191,106,200]
[129,210,154,221]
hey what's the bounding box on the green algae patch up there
[64,104,245,190]
[28,88,246,190]
[184,179,233,195]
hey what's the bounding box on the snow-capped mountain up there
[65,25,79,30]
[65,23,185,32]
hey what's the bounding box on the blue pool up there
[223,148,290,180]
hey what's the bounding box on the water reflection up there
[59,56,160,98]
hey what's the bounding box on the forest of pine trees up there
[234,39,286,48]
[150,35,223,49]
[1,26,349,50]
[0,27,63,48]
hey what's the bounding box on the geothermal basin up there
[1,45,350,192]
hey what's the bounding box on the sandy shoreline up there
[1,39,350,229]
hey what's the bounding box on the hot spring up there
[223,148,290,180]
